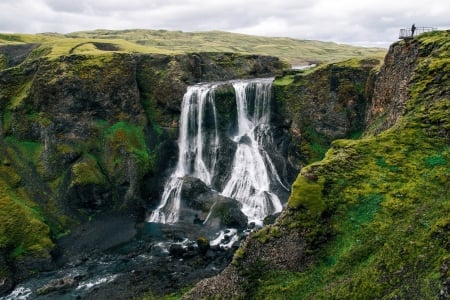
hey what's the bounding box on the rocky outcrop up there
[184,219,309,299]
[273,58,381,164]
[0,44,40,69]
[365,42,419,133]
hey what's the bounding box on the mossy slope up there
[248,30,450,300]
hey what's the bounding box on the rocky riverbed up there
[1,214,244,299]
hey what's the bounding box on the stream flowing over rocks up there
[1,215,242,300]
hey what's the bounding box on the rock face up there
[273,58,381,164]
[0,44,40,69]
[365,42,418,134]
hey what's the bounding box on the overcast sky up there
[1,0,449,47]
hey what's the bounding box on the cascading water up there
[221,79,286,225]
[148,84,219,223]
[148,78,289,225]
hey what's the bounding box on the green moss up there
[4,137,43,161]
[287,174,325,216]
[70,155,106,187]
[249,129,449,299]
[424,154,447,167]
[273,75,295,86]
[253,226,282,244]
[232,248,246,266]
[0,183,53,259]
[104,121,155,174]
[6,80,32,110]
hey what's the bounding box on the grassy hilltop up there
[0,29,386,65]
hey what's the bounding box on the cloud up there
[0,0,449,47]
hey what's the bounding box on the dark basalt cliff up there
[273,58,380,165]
[185,30,449,299]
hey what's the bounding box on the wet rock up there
[0,276,13,296]
[13,254,53,282]
[0,253,13,296]
[263,212,281,225]
[169,244,187,258]
[197,237,210,255]
[238,134,252,145]
[210,200,248,229]
[37,276,79,295]
[180,177,212,211]
[56,214,137,264]
[179,177,247,230]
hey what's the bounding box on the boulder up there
[0,276,13,296]
[210,200,248,229]
[37,276,79,295]
[197,237,210,255]
[169,244,186,258]
[177,176,248,230]
[180,177,212,211]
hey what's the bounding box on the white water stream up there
[221,79,283,225]
[148,84,219,223]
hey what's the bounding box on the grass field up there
[0,29,386,65]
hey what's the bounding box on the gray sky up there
[1,0,449,47]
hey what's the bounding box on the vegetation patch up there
[0,182,53,260]
[104,121,155,175]
[0,30,385,65]
[288,173,326,217]
[70,155,106,187]
[253,226,282,244]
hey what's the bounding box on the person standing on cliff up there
[411,24,416,37]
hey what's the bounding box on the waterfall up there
[221,79,284,225]
[148,84,219,223]
[148,78,288,225]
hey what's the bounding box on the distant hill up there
[0,29,386,65]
